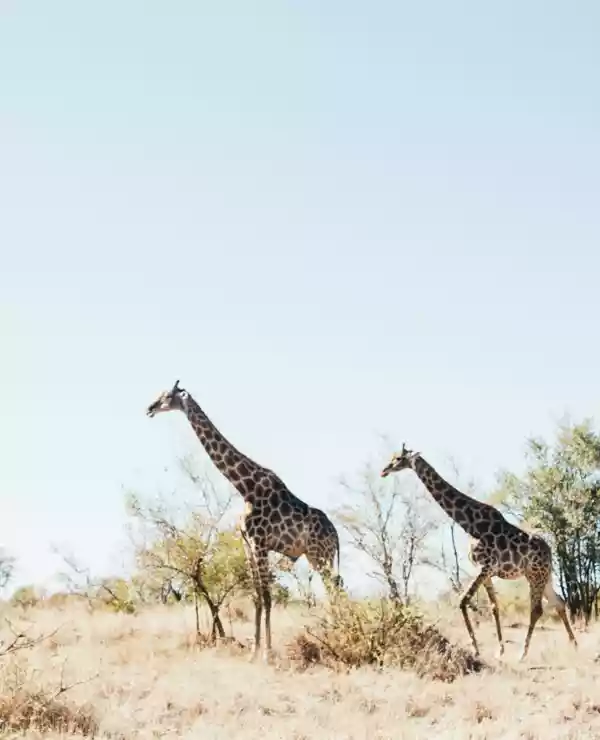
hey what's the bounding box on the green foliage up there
[126,487,253,640]
[129,495,251,606]
[10,586,40,610]
[271,581,291,607]
[95,578,137,614]
[494,419,600,621]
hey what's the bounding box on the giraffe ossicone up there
[146,380,343,660]
[381,445,577,661]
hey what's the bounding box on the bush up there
[0,688,97,736]
[10,586,41,610]
[288,597,489,682]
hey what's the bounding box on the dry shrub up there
[287,633,322,669]
[0,688,97,736]
[288,597,489,682]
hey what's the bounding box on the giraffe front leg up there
[242,536,263,662]
[255,551,274,663]
[483,578,504,657]
[459,569,491,656]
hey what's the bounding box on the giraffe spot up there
[238,462,250,477]
[270,510,282,525]
[282,531,295,546]
[497,535,508,550]
[280,502,292,517]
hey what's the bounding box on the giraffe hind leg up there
[544,581,578,648]
[520,578,545,661]
[483,578,504,656]
[459,569,491,656]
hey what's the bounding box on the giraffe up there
[380,444,577,661]
[146,380,342,660]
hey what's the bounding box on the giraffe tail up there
[332,533,344,590]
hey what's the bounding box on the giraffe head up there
[146,380,189,418]
[380,443,419,478]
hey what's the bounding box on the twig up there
[52,658,100,699]
[0,618,61,658]
[305,627,346,664]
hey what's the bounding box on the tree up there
[493,419,600,622]
[10,585,42,609]
[126,455,256,641]
[0,549,14,594]
[336,453,440,603]
[54,550,137,614]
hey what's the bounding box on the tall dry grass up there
[0,597,598,739]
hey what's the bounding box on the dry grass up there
[0,599,598,739]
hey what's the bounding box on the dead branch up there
[0,618,61,658]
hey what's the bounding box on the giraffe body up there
[147,381,341,659]
[381,445,577,660]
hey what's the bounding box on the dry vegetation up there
[0,597,598,740]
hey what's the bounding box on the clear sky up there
[1,1,599,592]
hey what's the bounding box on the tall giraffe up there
[146,380,342,660]
[381,444,577,661]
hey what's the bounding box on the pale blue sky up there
[1,1,599,592]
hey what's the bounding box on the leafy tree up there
[126,480,252,641]
[493,419,600,622]
[10,585,41,609]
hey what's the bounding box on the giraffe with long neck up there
[146,380,342,660]
[381,444,577,661]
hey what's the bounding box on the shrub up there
[288,597,489,682]
[0,688,97,736]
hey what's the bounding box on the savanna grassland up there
[0,596,598,740]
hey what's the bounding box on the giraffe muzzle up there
[146,402,159,417]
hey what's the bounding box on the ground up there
[0,599,598,739]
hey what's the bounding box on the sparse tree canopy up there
[493,419,600,622]
[336,452,440,603]
[0,549,14,593]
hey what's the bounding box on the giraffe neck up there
[411,455,507,539]
[182,394,263,499]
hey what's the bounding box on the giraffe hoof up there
[262,649,276,665]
